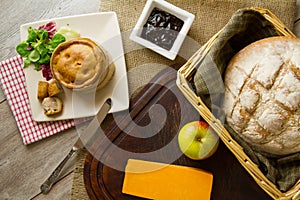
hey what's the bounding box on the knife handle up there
[40,147,78,194]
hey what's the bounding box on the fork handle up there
[40,147,78,194]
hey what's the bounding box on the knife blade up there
[40,98,112,194]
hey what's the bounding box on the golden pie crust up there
[50,38,109,91]
[97,62,115,90]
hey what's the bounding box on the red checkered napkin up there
[0,55,75,145]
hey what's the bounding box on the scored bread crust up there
[223,36,300,156]
[50,38,108,91]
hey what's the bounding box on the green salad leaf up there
[16,42,30,57]
[26,27,38,42]
[28,49,40,62]
[16,26,66,70]
[47,34,66,53]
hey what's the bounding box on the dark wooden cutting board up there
[83,65,272,200]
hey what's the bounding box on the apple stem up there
[196,137,202,143]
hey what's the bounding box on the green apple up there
[178,121,219,160]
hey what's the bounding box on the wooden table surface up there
[0,1,299,200]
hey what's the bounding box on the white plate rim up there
[20,12,129,122]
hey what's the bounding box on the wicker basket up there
[176,7,300,200]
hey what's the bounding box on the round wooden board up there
[83,66,272,200]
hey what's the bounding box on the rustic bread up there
[223,36,300,156]
[50,38,110,91]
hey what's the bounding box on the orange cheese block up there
[122,159,213,200]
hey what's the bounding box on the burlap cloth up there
[70,0,296,199]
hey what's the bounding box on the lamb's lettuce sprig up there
[16,25,66,70]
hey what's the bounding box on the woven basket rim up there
[176,7,299,200]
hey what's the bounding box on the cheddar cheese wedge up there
[122,159,213,200]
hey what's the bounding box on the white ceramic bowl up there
[130,0,195,60]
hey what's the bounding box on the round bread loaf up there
[223,36,300,156]
[50,38,111,91]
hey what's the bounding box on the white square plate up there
[20,12,129,122]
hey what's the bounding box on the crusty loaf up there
[223,36,300,156]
